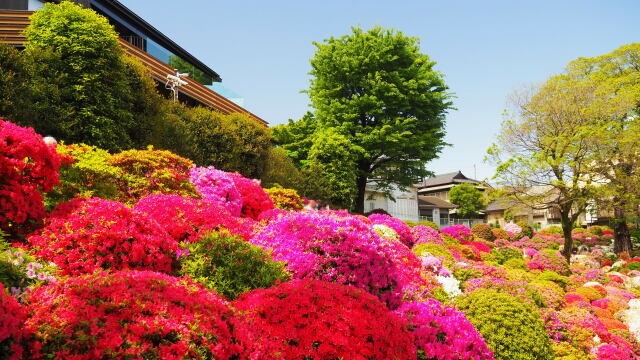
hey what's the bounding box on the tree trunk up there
[354,174,368,214]
[560,210,573,264]
[613,206,632,254]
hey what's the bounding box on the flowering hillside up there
[1,119,639,359]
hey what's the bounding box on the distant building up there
[364,182,420,222]
[0,0,266,125]
[417,171,487,227]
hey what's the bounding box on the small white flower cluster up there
[436,274,462,298]
[620,299,640,343]
[373,224,400,242]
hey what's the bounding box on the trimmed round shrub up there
[230,173,274,220]
[396,300,493,360]
[178,230,289,299]
[517,221,534,238]
[27,198,177,275]
[416,220,440,231]
[369,213,414,247]
[250,211,426,308]
[441,225,473,241]
[490,246,522,265]
[45,143,124,208]
[527,249,570,275]
[109,147,196,203]
[414,243,456,263]
[472,223,495,240]
[454,289,553,360]
[492,228,509,240]
[189,166,242,216]
[23,271,247,359]
[0,119,60,235]
[412,225,444,246]
[133,193,255,241]
[264,187,304,211]
[0,284,25,359]
[234,279,415,359]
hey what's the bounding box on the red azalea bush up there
[234,279,415,359]
[0,119,60,235]
[368,213,415,247]
[27,198,177,275]
[230,173,274,220]
[23,271,247,359]
[109,147,196,203]
[250,211,414,308]
[134,194,255,241]
[0,284,25,360]
[396,300,494,360]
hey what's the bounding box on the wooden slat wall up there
[0,10,267,126]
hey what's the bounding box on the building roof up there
[485,198,517,212]
[418,196,457,209]
[420,170,482,188]
[87,0,222,82]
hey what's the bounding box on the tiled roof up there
[420,171,481,188]
[418,196,457,209]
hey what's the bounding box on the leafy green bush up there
[454,289,553,360]
[413,243,455,263]
[490,247,522,265]
[45,143,124,208]
[491,228,509,240]
[517,221,533,238]
[504,257,527,270]
[406,220,440,231]
[471,223,495,240]
[536,271,570,291]
[178,231,290,299]
[540,225,563,235]
[626,261,640,271]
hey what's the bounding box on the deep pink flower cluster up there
[133,194,255,241]
[527,250,570,275]
[27,198,177,275]
[189,166,242,216]
[0,119,60,235]
[440,224,473,241]
[412,225,444,246]
[250,211,412,308]
[396,300,494,360]
[230,173,274,220]
[460,241,492,253]
[234,279,416,359]
[23,271,247,359]
[0,284,25,360]
[368,213,415,247]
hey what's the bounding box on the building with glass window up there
[0,0,266,125]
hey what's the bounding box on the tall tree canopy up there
[449,183,485,218]
[276,26,452,211]
[21,1,161,151]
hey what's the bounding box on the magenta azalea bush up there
[368,213,415,247]
[413,225,445,246]
[396,300,494,360]
[441,224,473,242]
[189,166,242,216]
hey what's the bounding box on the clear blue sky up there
[120,0,639,181]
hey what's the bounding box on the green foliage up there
[413,243,455,263]
[415,220,440,231]
[178,231,290,299]
[492,228,509,240]
[22,1,161,151]
[504,257,527,270]
[265,187,304,211]
[536,271,570,291]
[627,261,640,271]
[109,147,197,203]
[449,184,485,218]
[278,26,452,212]
[45,143,124,209]
[452,266,483,283]
[471,223,495,240]
[491,247,523,265]
[261,147,304,189]
[454,289,553,360]
[0,44,30,121]
[517,221,534,238]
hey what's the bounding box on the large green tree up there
[449,183,485,218]
[278,26,452,212]
[21,1,161,151]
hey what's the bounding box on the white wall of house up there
[364,185,420,222]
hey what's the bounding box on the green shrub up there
[413,243,455,263]
[471,223,495,240]
[452,266,483,283]
[440,233,459,245]
[490,247,522,265]
[454,289,553,360]
[415,220,440,231]
[178,230,290,299]
[517,221,533,238]
[627,261,640,271]
[45,143,124,208]
[541,225,563,236]
[492,228,509,240]
[536,271,570,291]
[504,257,527,270]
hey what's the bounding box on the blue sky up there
[120,0,639,181]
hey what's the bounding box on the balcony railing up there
[419,216,485,228]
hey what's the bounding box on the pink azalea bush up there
[412,225,445,246]
[189,166,242,216]
[368,213,415,247]
[230,173,274,220]
[133,194,255,241]
[440,224,473,242]
[396,300,494,360]
[27,198,177,275]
